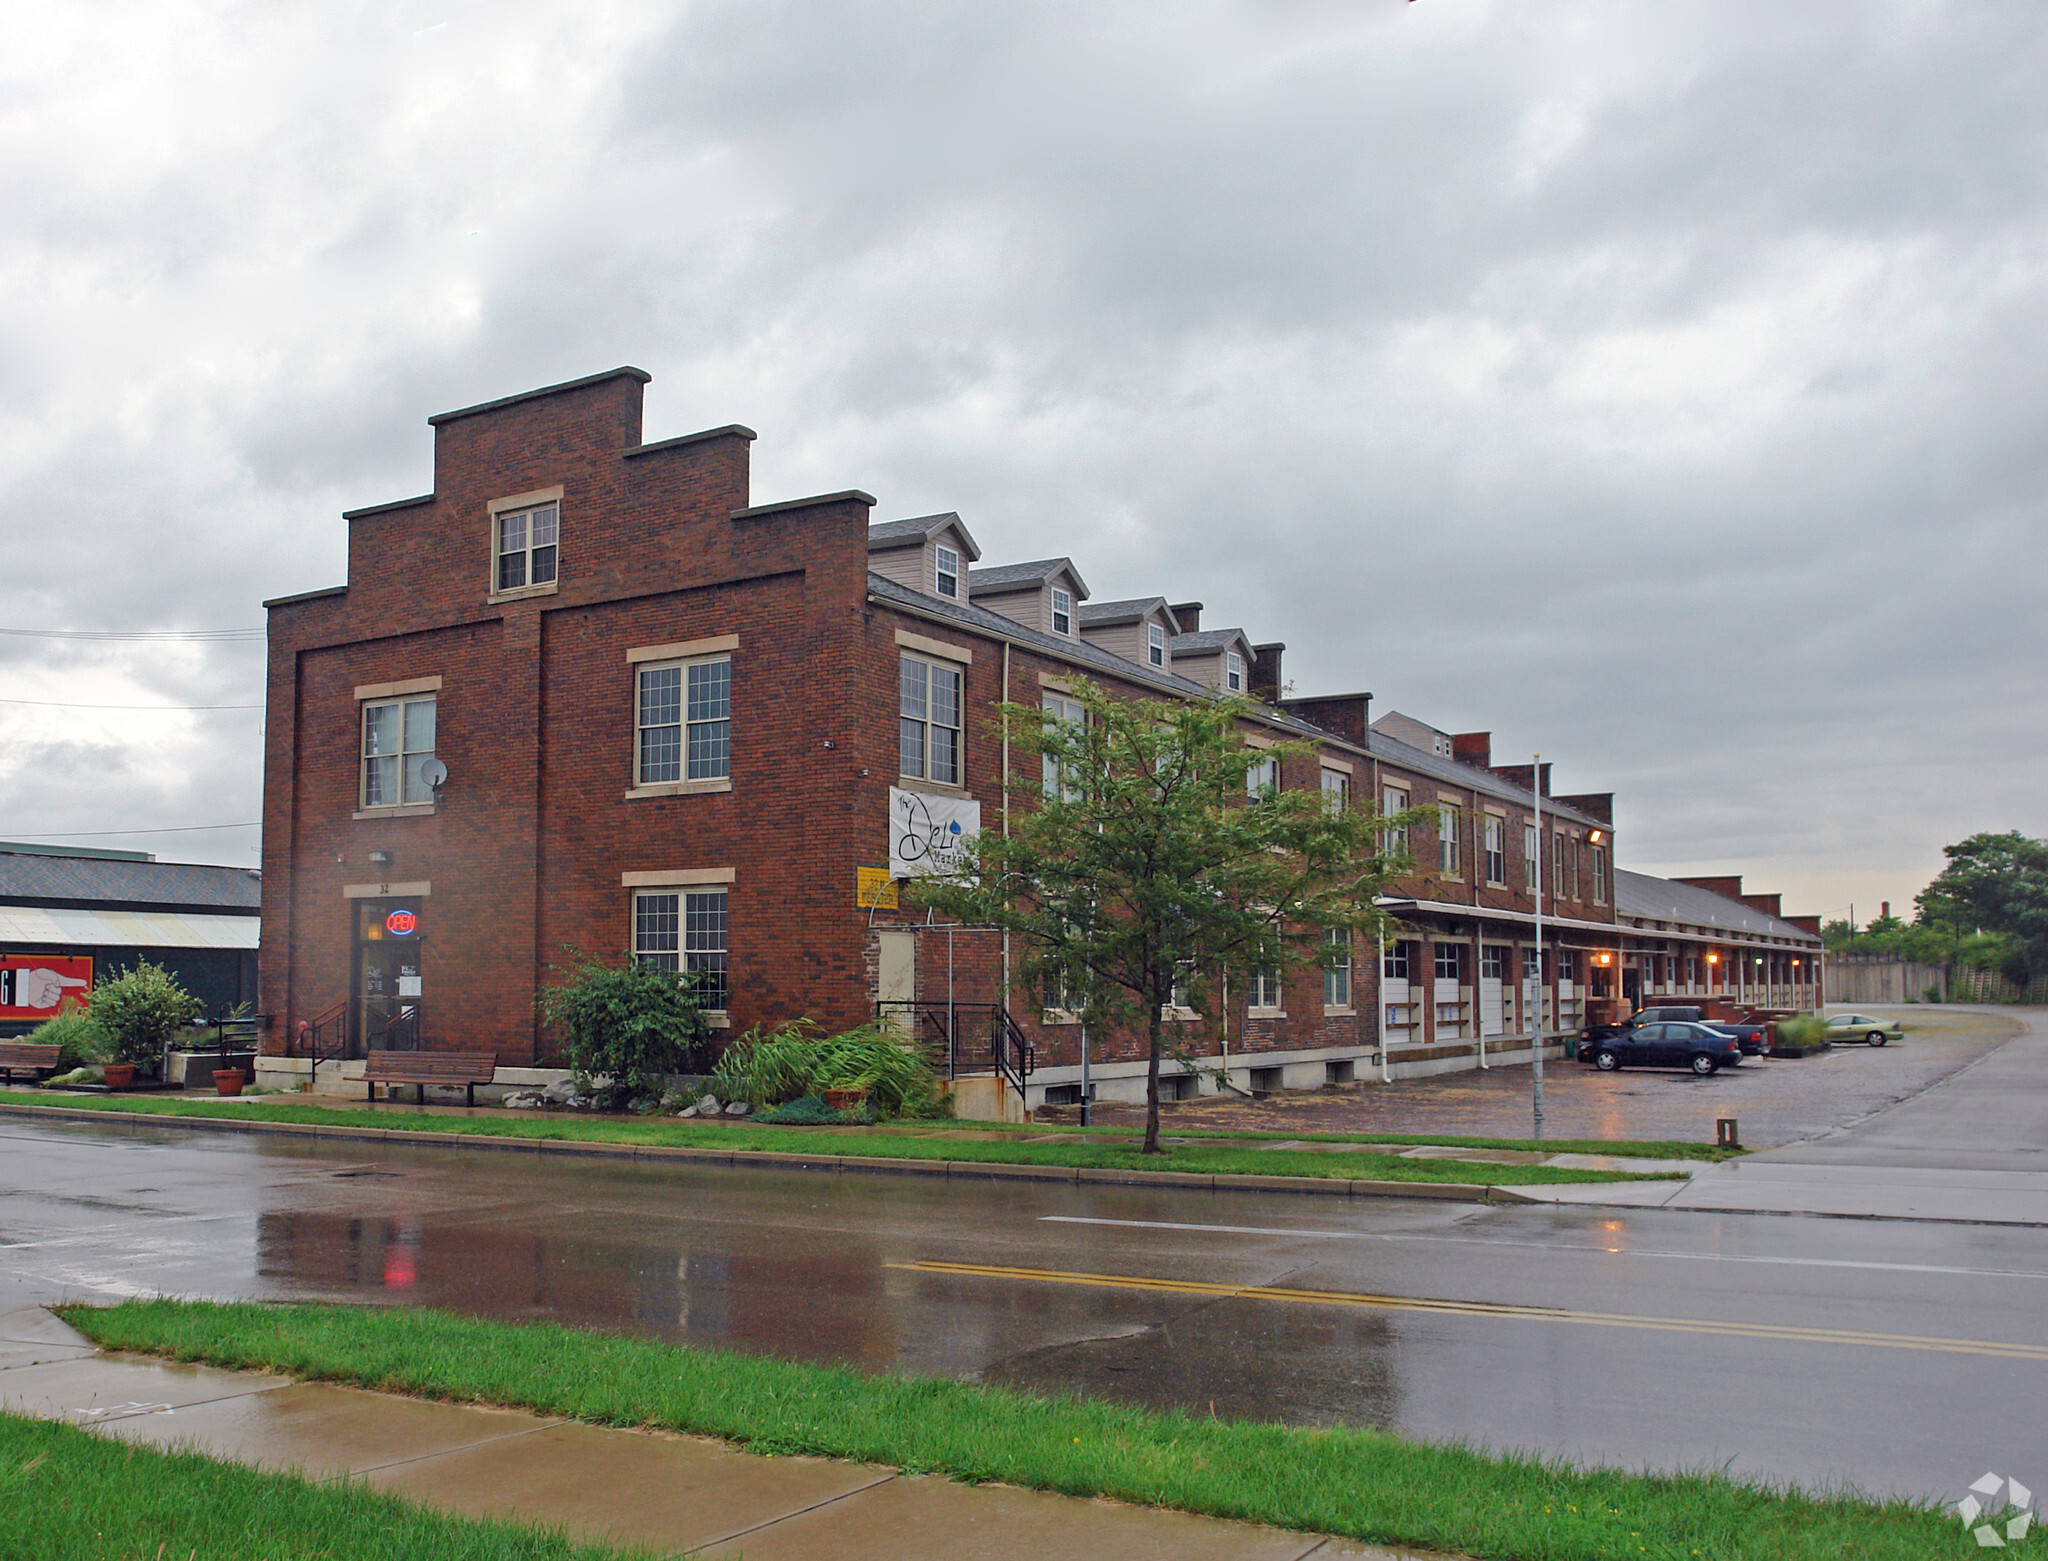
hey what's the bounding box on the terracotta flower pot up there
[214,1069,246,1097]
[101,1064,136,1090]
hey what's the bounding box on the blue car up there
[1583,1020,1744,1076]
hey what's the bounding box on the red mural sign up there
[0,956,94,1021]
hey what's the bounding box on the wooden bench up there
[0,1042,62,1082]
[362,1050,497,1107]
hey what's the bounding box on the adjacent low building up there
[255,366,1822,1111]
[0,842,260,1036]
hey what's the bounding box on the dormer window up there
[1147,623,1166,668]
[934,545,961,599]
[1225,650,1244,692]
[1050,587,1073,637]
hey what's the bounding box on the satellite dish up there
[420,758,449,791]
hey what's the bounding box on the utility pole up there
[1531,752,1545,1143]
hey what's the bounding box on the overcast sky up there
[4,0,2043,922]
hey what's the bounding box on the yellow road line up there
[889,1260,2048,1361]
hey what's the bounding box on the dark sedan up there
[1583,1021,1744,1076]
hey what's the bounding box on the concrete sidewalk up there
[0,1307,1419,1561]
[1503,1159,2048,1224]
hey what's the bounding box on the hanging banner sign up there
[889,787,980,879]
[0,955,94,1019]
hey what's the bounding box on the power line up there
[0,627,264,641]
[5,822,260,838]
[0,697,261,711]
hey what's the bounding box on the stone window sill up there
[354,803,436,820]
[488,580,560,606]
[624,778,734,801]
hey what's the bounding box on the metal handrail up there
[874,1000,1035,1097]
[370,1005,421,1053]
[293,1000,348,1075]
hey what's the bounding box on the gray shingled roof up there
[1615,868,1820,944]
[1364,727,1606,830]
[1077,597,1178,630]
[967,557,1090,597]
[866,512,982,560]
[1170,628,1251,654]
[0,852,261,912]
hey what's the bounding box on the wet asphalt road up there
[4,1111,2046,1504]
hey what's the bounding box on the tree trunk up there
[1142,1002,1165,1154]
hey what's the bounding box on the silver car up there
[1825,1011,1904,1046]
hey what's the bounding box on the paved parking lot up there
[1082,1007,2025,1147]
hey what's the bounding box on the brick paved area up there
[1077,1008,2025,1148]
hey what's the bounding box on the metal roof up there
[0,904,260,950]
[0,852,261,912]
[1615,868,1820,945]
[866,512,982,560]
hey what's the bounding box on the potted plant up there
[89,960,202,1086]
[213,1067,246,1096]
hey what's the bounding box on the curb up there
[0,1098,1531,1205]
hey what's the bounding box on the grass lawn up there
[0,1409,654,1561]
[0,1092,1696,1185]
[69,1298,1952,1561]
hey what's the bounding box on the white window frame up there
[1383,941,1411,981]
[632,886,730,1014]
[635,654,733,790]
[493,499,559,595]
[1438,804,1461,877]
[1381,786,1409,855]
[1524,822,1538,891]
[1247,966,1283,1013]
[1146,622,1167,668]
[1321,768,1351,815]
[1225,650,1244,692]
[1247,751,1280,797]
[1591,845,1607,903]
[1050,587,1073,637]
[360,694,437,810]
[934,544,961,600]
[1480,944,1507,981]
[1042,692,1086,801]
[1323,927,1352,1011]
[1484,815,1506,885]
[900,653,964,786]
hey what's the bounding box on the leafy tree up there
[538,956,716,1102]
[90,960,203,1068]
[1915,831,2048,984]
[913,682,1404,1154]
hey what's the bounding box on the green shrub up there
[91,961,203,1067]
[712,1022,942,1118]
[25,1002,111,1070]
[755,1094,858,1126]
[538,956,716,1102]
[1773,1014,1831,1049]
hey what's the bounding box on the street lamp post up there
[1532,752,1545,1143]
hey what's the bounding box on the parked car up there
[1582,1021,1744,1076]
[1634,1005,1705,1024]
[1825,1011,1904,1047]
[1701,1019,1769,1056]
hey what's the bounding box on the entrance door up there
[352,898,424,1054]
[875,930,916,1036]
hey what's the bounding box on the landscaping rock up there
[540,1081,578,1105]
[676,1105,699,1118]
[696,1093,720,1115]
[723,1100,751,1116]
[501,1091,547,1109]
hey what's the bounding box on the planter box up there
[1768,1042,1831,1059]
[169,1050,258,1089]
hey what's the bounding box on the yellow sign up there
[856,868,900,909]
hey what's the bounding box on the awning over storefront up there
[0,905,260,950]
[1374,898,1623,937]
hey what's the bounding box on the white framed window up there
[1568,838,1581,898]
[1480,945,1506,981]
[1434,943,1463,982]
[633,887,729,1010]
[361,696,436,808]
[1323,927,1351,1010]
[1166,962,1197,1015]
[1383,941,1411,980]
[1591,845,1607,903]
[1247,751,1280,797]
[1524,823,1538,891]
[1381,786,1409,854]
[1523,947,1540,981]
[1484,815,1506,885]
[1553,833,1566,898]
[900,653,963,785]
[1438,804,1461,876]
[1042,693,1086,801]
[1050,587,1073,637]
[934,545,961,599]
[1146,622,1166,667]
[1321,768,1350,814]
[1248,967,1282,1012]
[1225,650,1244,692]
[636,656,732,785]
[495,501,558,593]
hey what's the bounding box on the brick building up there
[259,367,1821,1109]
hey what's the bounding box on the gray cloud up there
[3,0,2044,919]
